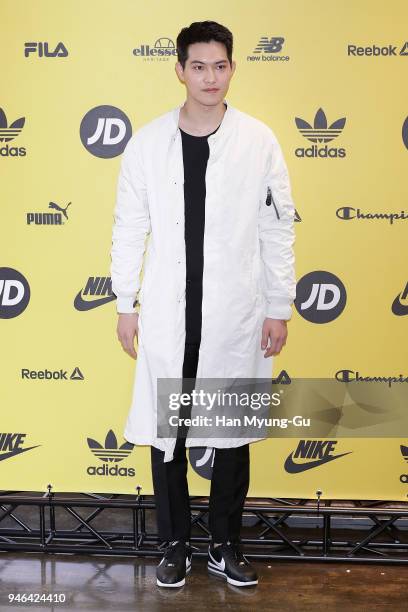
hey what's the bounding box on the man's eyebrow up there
[189,59,228,65]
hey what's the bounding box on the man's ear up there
[230,60,236,76]
[175,61,185,83]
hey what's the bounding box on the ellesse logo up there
[132,37,177,59]
[80,105,132,158]
[0,108,26,157]
[74,277,116,311]
[0,433,40,463]
[284,440,351,473]
[87,430,135,477]
[295,108,346,158]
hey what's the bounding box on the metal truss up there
[0,488,408,563]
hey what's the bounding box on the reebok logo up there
[74,277,116,311]
[392,282,408,316]
[284,440,351,473]
[295,108,346,158]
[87,429,135,477]
[21,367,84,380]
[348,42,408,57]
[0,108,26,157]
[0,433,40,463]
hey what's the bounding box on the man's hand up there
[117,313,139,359]
[261,318,288,358]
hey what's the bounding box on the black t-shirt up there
[180,124,220,344]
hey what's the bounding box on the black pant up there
[150,340,250,543]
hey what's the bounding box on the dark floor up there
[0,552,406,612]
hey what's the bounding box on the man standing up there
[110,21,296,588]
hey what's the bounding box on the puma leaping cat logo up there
[49,201,71,220]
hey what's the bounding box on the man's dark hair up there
[176,21,233,68]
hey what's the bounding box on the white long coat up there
[110,101,296,462]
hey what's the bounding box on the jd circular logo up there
[295,271,346,323]
[403,117,408,151]
[188,447,215,480]
[0,267,30,318]
[80,105,132,158]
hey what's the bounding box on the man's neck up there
[178,97,226,136]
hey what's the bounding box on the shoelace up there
[219,541,249,567]
[159,540,190,568]
[232,543,248,566]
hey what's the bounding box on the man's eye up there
[217,65,226,69]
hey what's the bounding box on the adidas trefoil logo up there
[295,108,346,143]
[87,429,133,463]
[0,107,25,142]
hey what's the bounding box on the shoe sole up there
[156,563,191,588]
[208,563,258,587]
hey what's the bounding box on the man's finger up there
[261,327,268,350]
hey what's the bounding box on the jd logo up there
[189,447,215,480]
[295,271,347,323]
[0,267,30,319]
[80,105,132,158]
[403,117,408,151]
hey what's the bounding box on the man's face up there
[175,40,236,107]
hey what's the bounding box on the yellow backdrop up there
[1,0,407,499]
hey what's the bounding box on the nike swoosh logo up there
[0,445,41,462]
[208,551,225,571]
[74,291,116,311]
[284,451,352,473]
[392,295,408,316]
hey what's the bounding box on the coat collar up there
[171,99,235,142]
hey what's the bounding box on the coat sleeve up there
[110,134,151,314]
[258,130,296,321]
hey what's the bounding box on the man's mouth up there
[203,88,219,92]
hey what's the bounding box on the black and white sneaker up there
[156,540,192,587]
[208,541,258,587]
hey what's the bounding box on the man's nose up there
[204,67,216,83]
